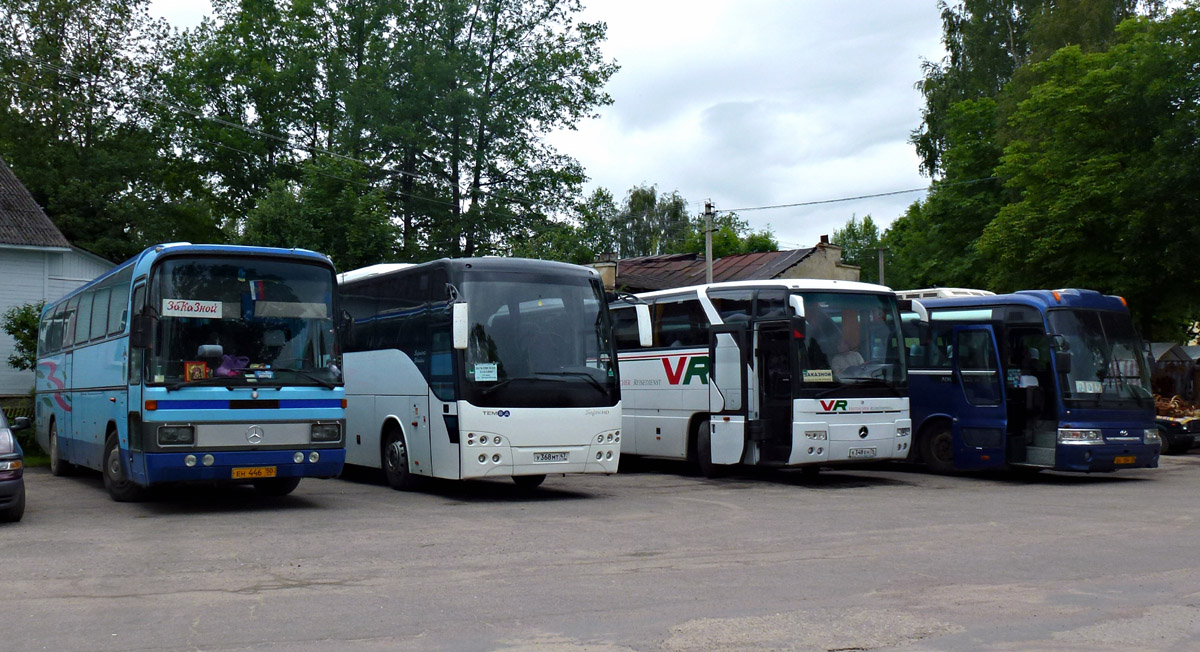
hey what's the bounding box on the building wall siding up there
[777,246,860,282]
[0,248,114,396]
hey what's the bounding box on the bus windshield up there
[1047,309,1151,409]
[149,256,340,387]
[460,273,618,408]
[796,291,906,397]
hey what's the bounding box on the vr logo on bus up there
[820,399,849,412]
[662,356,709,386]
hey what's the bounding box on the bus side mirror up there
[1054,351,1071,374]
[452,302,469,350]
[635,304,652,347]
[789,295,805,318]
[10,416,30,432]
[897,299,929,324]
[130,314,156,349]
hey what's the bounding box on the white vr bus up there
[610,279,922,476]
[339,258,647,489]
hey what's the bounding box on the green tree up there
[0,0,221,261]
[978,7,1200,338]
[831,214,882,284]
[2,301,44,371]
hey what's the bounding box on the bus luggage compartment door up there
[708,326,748,465]
[950,325,1008,470]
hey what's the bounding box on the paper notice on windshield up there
[162,299,222,319]
[1075,380,1104,394]
[474,363,498,382]
[803,369,834,382]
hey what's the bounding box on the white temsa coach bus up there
[610,280,920,476]
[339,258,646,489]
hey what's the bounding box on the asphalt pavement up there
[3,453,1199,651]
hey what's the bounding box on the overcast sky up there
[150,1,946,250]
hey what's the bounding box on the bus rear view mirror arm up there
[635,303,652,347]
[452,302,469,350]
[897,299,929,324]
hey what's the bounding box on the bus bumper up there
[1055,444,1158,472]
[463,442,620,479]
[143,449,346,484]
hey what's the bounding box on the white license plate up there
[533,452,570,463]
[848,447,877,459]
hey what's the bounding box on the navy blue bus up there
[35,243,346,501]
[899,289,1160,473]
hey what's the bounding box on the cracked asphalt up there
[3,453,1199,651]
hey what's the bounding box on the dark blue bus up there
[900,289,1160,473]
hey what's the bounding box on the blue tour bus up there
[899,288,1160,473]
[35,243,346,500]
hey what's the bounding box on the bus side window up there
[610,307,641,351]
[109,282,130,336]
[90,288,111,341]
[652,297,708,348]
[754,290,787,320]
[63,296,79,347]
[708,289,754,323]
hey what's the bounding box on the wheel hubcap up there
[386,441,406,472]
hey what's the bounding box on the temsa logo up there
[662,355,709,385]
[820,399,849,412]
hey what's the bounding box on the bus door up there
[950,326,1007,470]
[126,281,149,483]
[754,321,794,463]
[708,325,748,464]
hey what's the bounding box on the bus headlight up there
[897,427,911,438]
[1144,428,1161,445]
[804,431,827,440]
[158,426,195,445]
[1058,428,1103,444]
[310,423,341,443]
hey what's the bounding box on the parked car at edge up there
[1155,416,1198,455]
[0,412,29,522]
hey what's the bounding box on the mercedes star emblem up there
[246,425,264,444]
[858,426,869,439]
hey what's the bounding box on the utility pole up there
[877,246,887,286]
[704,201,713,284]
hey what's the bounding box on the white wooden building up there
[0,157,114,396]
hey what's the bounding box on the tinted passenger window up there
[90,288,110,340]
[652,297,709,348]
[74,294,94,345]
[109,284,130,335]
[707,289,753,324]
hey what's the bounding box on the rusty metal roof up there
[616,248,815,292]
[0,156,70,249]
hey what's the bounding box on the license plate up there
[848,447,877,459]
[232,466,277,479]
[533,452,569,463]
[1114,455,1135,465]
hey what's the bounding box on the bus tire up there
[48,421,74,477]
[252,477,302,496]
[695,419,726,478]
[921,425,956,475]
[0,483,23,523]
[103,434,145,502]
[513,474,546,488]
[382,425,420,491]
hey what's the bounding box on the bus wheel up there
[695,420,725,478]
[513,474,546,488]
[103,435,145,502]
[382,426,420,491]
[48,422,74,477]
[253,477,301,496]
[921,426,956,475]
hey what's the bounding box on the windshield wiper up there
[271,368,338,389]
[165,376,242,391]
[479,377,520,396]
[532,370,609,394]
[834,376,903,397]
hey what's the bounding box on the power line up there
[722,177,999,213]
